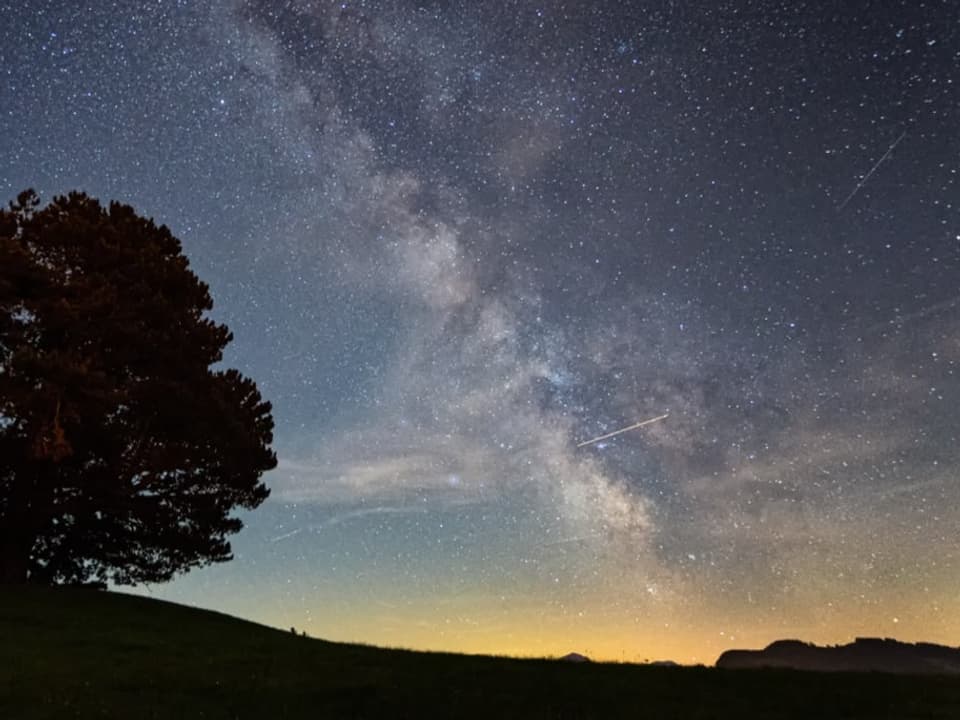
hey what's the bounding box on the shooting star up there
[268,505,429,542]
[576,413,669,448]
[837,130,906,211]
[268,528,303,543]
[538,532,609,548]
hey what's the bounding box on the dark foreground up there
[1,587,958,719]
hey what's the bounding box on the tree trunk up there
[1,466,48,584]
[0,533,31,583]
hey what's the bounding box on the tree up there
[0,190,276,585]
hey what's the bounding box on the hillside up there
[2,587,960,719]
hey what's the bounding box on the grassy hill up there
[2,587,958,719]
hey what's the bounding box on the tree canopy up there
[0,190,276,586]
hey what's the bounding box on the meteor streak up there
[837,130,906,211]
[576,413,669,448]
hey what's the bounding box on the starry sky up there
[3,0,959,664]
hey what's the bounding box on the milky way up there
[2,1,959,662]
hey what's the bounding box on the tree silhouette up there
[0,190,276,585]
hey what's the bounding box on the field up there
[1,586,958,719]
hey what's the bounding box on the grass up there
[1,586,958,719]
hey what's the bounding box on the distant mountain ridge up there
[717,638,960,674]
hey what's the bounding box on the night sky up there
[3,1,959,663]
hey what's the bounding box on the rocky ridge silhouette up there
[717,638,960,674]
